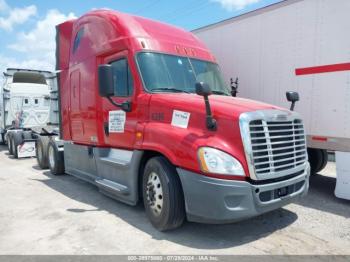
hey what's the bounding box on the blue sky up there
[0,0,281,78]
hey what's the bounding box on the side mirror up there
[98,64,132,112]
[195,82,217,131]
[230,77,239,97]
[195,82,212,97]
[286,91,300,111]
[286,91,299,103]
[98,64,114,97]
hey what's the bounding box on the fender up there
[141,121,249,177]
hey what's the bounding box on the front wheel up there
[142,156,185,231]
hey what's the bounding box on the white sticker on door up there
[109,110,126,133]
[171,110,190,129]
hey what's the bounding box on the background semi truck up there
[0,68,59,158]
[193,0,350,200]
[36,9,310,231]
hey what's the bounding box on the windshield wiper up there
[211,90,229,96]
[151,88,191,94]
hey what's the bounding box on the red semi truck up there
[36,10,310,231]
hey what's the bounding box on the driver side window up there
[110,58,133,97]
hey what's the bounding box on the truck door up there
[102,51,136,149]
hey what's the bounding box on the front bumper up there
[177,163,310,224]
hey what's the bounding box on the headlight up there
[197,147,245,176]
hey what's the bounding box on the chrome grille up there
[249,119,307,175]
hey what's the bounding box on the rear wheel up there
[22,131,32,140]
[142,156,185,231]
[318,149,328,173]
[7,133,13,155]
[47,140,65,175]
[308,148,328,174]
[0,133,5,145]
[12,132,23,159]
[36,136,50,169]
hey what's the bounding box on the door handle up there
[104,122,109,136]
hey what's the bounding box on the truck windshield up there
[137,52,230,95]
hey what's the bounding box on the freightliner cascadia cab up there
[37,10,310,231]
[1,68,58,158]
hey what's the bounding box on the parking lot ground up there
[0,145,349,255]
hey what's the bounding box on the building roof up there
[192,0,303,33]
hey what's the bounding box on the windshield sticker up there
[171,110,190,129]
[109,110,126,133]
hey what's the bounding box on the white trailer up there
[0,68,59,158]
[193,0,350,199]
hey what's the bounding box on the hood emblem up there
[274,114,288,121]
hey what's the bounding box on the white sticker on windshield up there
[109,110,126,133]
[171,110,190,129]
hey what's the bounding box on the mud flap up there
[335,152,350,200]
[17,140,36,158]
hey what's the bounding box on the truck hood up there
[147,93,289,177]
[150,93,286,120]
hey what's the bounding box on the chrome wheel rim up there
[146,172,163,216]
[48,146,55,169]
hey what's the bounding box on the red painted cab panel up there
[56,10,284,179]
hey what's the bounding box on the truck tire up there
[318,149,328,173]
[22,131,33,140]
[142,156,185,231]
[12,132,23,159]
[0,133,5,145]
[36,136,50,169]
[47,140,65,175]
[308,148,328,174]
[7,133,13,155]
